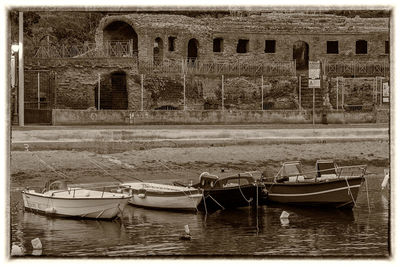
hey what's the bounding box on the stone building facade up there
[24,11,390,123]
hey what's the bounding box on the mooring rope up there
[344,176,357,208]
[203,192,208,215]
[256,182,259,235]
[34,154,70,180]
[364,176,371,213]
[88,157,143,183]
[238,179,253,205]
[207,194,225,210]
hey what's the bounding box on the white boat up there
[22,180,130,220]
[121,182,203,211]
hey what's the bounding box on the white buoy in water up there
[180,225,191,241]
[11,244,24,256]
[31,238,42,250]
[381,169,389,190]
[280,218,290,226]
[280,211,290,219]
[32,249,42,256]
[184,224,190,235]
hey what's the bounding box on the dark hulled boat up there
[262,160,367,208]
[193,172,267,213]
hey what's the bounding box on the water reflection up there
[10,183,389,257]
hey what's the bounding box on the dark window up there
[385,41,389,54]
[356,40,368,54]
[168,36,176,51]
[264,40,276,53]
[213,38,223,52]
[237,39,249,53]
[326,41,339,54]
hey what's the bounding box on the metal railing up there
[323,60,389,77]
[142,58,296,76]
[272,164,367,183]
[33,41,137,59]
[34,43,97,58]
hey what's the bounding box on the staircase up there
[299,74,323,109]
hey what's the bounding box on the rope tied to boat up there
[237,174,253,205]
[343,176,357,208]
[206,194,225,210]
[180,186,200,213]
[34,154,70,180]
[87,156,144,183]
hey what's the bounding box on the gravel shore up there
[10,140,389,189]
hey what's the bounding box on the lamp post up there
[11,44,19,125]
[18,11,24,126]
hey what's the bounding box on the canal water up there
[10,175,389,257]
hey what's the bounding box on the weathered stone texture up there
[25,11,390,113]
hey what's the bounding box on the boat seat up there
[223,182,239,188]
[320,174,337,179]
[288,175,305,182]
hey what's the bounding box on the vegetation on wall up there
[10,11,105,55]
[135,75,203,109]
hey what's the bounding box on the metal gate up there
[24,70,55,124]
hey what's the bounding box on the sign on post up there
[308,61,321,88]
[382,82,389,103]
[308,79,320,88]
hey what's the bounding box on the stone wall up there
[95,13,389,66]
[26,58,140,110]
[52,109,379,125]
[326,76,388,110]
[23,11,390,117]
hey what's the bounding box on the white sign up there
[383,82,389,97]
[11,55,16,87]
[309,61,320,79]
[309,79,320,88]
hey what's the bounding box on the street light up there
[11,44,20,124]
[11,44,20,53]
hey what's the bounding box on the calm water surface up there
[10,177,390,257]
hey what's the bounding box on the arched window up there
[293,41,309,70]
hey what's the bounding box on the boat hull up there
[264,176,364,208]
[197,184,266,212]
[123,183,203,211]
[22,190,130,220]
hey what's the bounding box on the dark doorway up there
[187,38,199,62]
[111,72,128,109]
[293,41,309,70]
[154,37,163,65]
[103,21,138,57]
[24,70,54,124]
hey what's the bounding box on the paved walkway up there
[11,124,389,150]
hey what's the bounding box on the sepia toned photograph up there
[4,3,392,259]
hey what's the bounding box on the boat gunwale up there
[22,190,131,200]
[130,189,203,197]
[263,176,364,186]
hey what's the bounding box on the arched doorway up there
[110,72,128,109]
[153,37,163,65]
[187,38,199,64]
[293,41,309,70]
[103,21,138,57]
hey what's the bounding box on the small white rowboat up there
[121,182,203,211]
[22,180,130,220]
